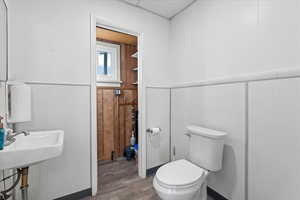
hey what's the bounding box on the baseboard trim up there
[54,188,92,200]
[146,165,162,176]
[207,187,228,200]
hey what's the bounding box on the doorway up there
[90,16,146,196]
[96,27,138,162]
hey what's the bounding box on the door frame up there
[90,14,146,195]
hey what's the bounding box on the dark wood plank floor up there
[81,159,159,200]
[81,159,215,200]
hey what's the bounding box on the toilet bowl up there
[153,159,209,200]
[153,125,227,200]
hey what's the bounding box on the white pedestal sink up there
[0,130,64,170]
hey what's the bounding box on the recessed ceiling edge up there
[170,0,198,20]
[116,0,198,21]
[116,0,170,20]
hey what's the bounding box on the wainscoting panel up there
[15,84,91,200]
[146,88,170,169]
[171,83,246,200]
[248,78,300,200]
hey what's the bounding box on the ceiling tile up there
[120,0,195,19]
[139,0,195,18]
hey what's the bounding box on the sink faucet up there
[5,129,30,146]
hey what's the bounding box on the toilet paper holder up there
[146,127,162,134]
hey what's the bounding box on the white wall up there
[171,84,246,200]
[169,0,300,199]
[16,85,91,199]
[8,0,171,199]
[0,0,7,81]
[248,78,300,200]
[170,0,300,83]
[9,0,171,85]
[146,88,170,169]
[0,2,7,192]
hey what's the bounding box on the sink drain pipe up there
[19,167,29,200]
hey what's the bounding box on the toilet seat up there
[155,159,206,189]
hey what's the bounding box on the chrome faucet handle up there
[5,129,30,147]
[19,130,30,136]
[6,130,30,140]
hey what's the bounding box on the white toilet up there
[153,125,227,200]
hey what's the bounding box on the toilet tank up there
[186,125,227,172]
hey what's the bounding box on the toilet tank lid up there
[187,125,227,139]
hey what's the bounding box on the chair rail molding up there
[147,67,300,89]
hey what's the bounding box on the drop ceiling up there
[119,0,196,19]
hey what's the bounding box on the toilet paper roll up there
[148,128,162,148]
[151,127,161,135]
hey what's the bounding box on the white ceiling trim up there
[117,0,198,20]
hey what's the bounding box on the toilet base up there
[153,178,208,200]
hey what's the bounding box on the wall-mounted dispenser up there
[6,82,32,123]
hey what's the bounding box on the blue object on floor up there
[124,146,135,160]
[134,144,138,152]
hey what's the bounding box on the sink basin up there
[0,130,64,170]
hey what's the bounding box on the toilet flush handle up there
[184,133,191,137]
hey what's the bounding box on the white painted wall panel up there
[170,0,300,197]
[256,0,300,71]
[170,0,300,83]
[15,85,91,200]
[0,0,7,81]
[171,84,246,200]
[248,78,300,200]
[146,88,170,169]
[9,0,172,85]
[170,0,258,82]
